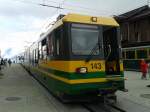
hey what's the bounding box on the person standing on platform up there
[8,59,12,67]
[140,59,148,79]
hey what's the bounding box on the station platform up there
[0,64,150,112]
[0,64,59,112]
[117,71,150,112]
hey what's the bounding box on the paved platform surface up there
[0,64,59,112]
[0,64,150,112]
[116,71,150,112]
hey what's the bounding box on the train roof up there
[40,13,119,40]
[63,13,119,26]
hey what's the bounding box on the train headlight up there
[91,17,97,22]
[76,67,87,74]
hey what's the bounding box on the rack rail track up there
[83,103,126,112]
[82,96,126,112]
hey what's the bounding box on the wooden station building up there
[115,5,150,48]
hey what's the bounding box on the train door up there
[103,26,121,75]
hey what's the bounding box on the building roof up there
[115,5,150,22]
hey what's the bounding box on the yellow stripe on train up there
[39,60,106,73]
[39,60,124,73]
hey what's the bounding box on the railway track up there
[82,97,126,112]
[82,103,126,112]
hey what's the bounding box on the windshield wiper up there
[85,43,101,62]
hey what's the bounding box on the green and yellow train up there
[22,13,125,102]
[122,46,150,71]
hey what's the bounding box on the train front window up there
[71,24,100,55]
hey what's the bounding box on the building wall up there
[120,17,150,47]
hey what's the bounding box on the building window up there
[126,51,135,59]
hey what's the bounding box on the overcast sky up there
[0,0,148,58]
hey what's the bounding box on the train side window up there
[39,42,42,59]
[38,38,47,60]
[137,49,147,59]
[32,50,34,65]
[48,34,54,56]
[126,51,135,59]
[54,27,63,57]
[42,38,47,59]
[27,51,29,62]
[56,38,59,55]
[34,49,37,62]
[30,49,32,63]
[35,49,38,62]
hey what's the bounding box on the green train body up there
[22,14,125,101]
[122,46,150,71]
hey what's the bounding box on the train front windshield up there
[71,23,120,60]
[71,24,100,55]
